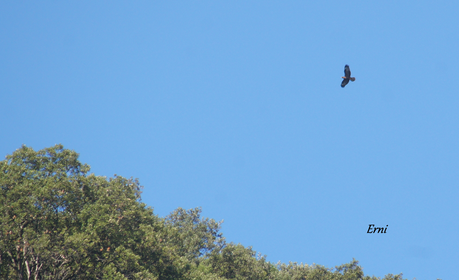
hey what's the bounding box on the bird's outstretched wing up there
[344,65,351,78]
[341,78,350,88]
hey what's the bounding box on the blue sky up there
[1,2,458,279]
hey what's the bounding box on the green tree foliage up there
[203,243,277,280]
[165,207,225,262]
[0,145,171,279]
[0,145,410,279]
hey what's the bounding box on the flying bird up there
[341,65,355,88]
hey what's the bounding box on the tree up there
[203,243,277,280]
[0,145,172,279]
[165,207,225,262]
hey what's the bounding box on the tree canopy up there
[1,145,408,279]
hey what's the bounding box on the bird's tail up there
[350,77,356,81]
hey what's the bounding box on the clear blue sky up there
[1,2,458,279]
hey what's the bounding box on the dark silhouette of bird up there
[341,65,355,88]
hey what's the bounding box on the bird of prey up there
[341,65,355,88]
